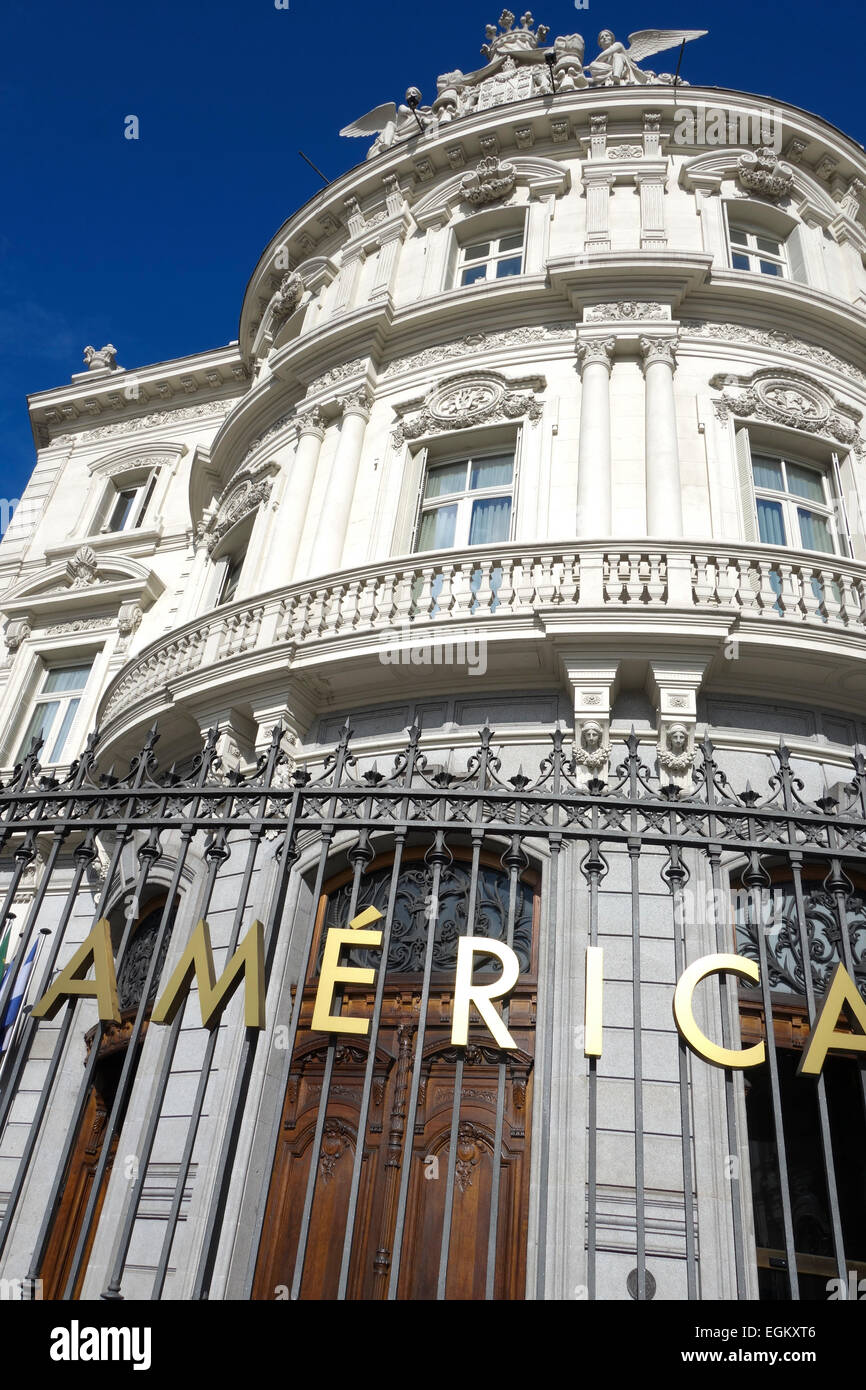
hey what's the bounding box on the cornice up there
[27,345,250,450]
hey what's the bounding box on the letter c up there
[673,954,765,1068]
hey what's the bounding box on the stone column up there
[278,408,325,581]
[575,337,616,538]
[314,388,372,576]
[640,334,682,538]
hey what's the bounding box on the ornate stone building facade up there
[1,17,865,1302]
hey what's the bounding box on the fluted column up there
[575,337,615,537]
[640,334,682,537]
[314,388,372,575]
[278,408,326,580]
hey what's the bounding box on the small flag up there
[1,940,38,1053]
[0,927,10,982]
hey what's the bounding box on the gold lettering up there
[798,963,866,1076]
[311,907,384,1036]
[584,945,604,1058]
[673,953,765,1068]
[151,918,265,1029]
[31,918,119,1023]
[451,936,519,1050]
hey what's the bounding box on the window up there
[415,453,515,552]
[217,553,244,606]
[728,224,787,278]
[99,473,157,534]
[457,231,524,287]
[16,662,93,765]
[751,453,838,554]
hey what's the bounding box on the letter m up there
[151,919,265,1029]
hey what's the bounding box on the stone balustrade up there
[99,540,866,727]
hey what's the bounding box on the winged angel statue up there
[586,28,707,85]
[339,24,708,158]
[339,90,431,160]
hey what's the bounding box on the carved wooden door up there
[253,852,537,1300]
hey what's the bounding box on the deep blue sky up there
[1,0,864,508]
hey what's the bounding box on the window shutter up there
[785,225,809,285]
[391,445,427,555]
[831,451,854,557]
[735,427,758,541]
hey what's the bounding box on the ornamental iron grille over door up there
[0,723,865,1299]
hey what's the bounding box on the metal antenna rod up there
[672,39,687,106]
[298,150,330,184]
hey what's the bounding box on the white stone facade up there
[1,19,865,1302]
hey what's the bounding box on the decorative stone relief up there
[117,602,143,642]
[608,145,643,160]
[307,358,368,393]
[4,618,31,653]
[736,147,794,200]
[459,155,517,205]
[391,370,544,447]
[383,325,572,379]
[680,321,866,390]
[269,271,304,326]
[573,720,612,787]
[53,402,232,447]
[551,34,587,91]
[65,546,100,588]
[200,466,276,553]
[45,617,115,636]
[584,302,668,321]
[711,370,863,453]
[657,723,695,792]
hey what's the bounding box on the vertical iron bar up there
[628,833,646,1300]
[742,852,799,1298]
[665,840,697,1299]
[195,722,358,1299]
[386,827,450,1299]
[583,823,604,1302]
[484,827,525,1300]
[56,732,224,1297]
[290,825,373,1299]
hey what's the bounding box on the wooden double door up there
[253,854,537,1300]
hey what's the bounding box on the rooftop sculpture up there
[340,15,707,157]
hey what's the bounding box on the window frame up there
[750,449,840,556]
[97,470,158,536]
[413,448,517,554]
[455,226,526,288]
[725,213,788,279]
[15,659,94,767]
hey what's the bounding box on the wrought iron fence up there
[0,720,864,1300]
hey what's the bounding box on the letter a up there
[31,919,120,1023]
[798,963,866,1076]
[151,919,265,1029]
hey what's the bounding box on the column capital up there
[296,405,325,439]
[576,336,616,372]
[639,333,679,371]
[337,385,374,420]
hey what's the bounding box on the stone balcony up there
[95,539,866,759]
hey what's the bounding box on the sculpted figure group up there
[341,18,707,158]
